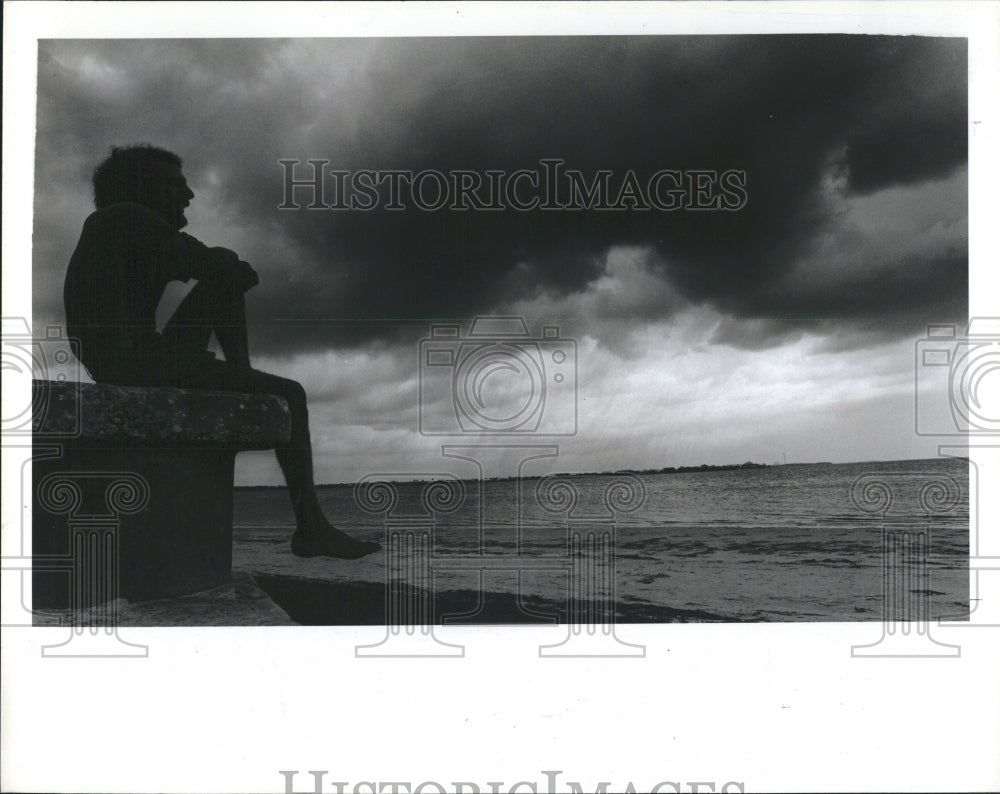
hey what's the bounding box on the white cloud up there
[779,162,967,291]
[236,305,937,485]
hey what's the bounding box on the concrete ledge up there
[32,379,292,610]
[34,379,291,448]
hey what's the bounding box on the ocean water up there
[233,458,969,623]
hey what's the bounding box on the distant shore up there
[235,456,964,490]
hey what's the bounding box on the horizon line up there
[235,454,964,489]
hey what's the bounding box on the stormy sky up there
[31,36,969,484]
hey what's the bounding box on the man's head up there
[92,144,195,229]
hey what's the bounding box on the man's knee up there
[284,378,307,407]
[254,372,306,409]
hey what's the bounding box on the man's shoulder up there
[88,202,168,225]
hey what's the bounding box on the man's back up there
[65,201,227,381]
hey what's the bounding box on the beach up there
[234,458,969,624]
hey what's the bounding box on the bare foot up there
[291,525,381,560]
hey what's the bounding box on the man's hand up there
[210,247,259,292]
[236,260,259,292]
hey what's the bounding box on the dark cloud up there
[847,114,966,194]
[34,36,967,355]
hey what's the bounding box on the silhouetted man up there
[64,144,380,559]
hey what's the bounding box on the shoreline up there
[235,456,964,491]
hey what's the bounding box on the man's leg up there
[160,283,378,559]
[168,359,379,559]
[208,365,380,559]
[161,277,251,369]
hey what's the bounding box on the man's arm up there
[114,202,259,291]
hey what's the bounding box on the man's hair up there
[92,144,183,209]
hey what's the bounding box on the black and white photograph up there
[3,3,999,793]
